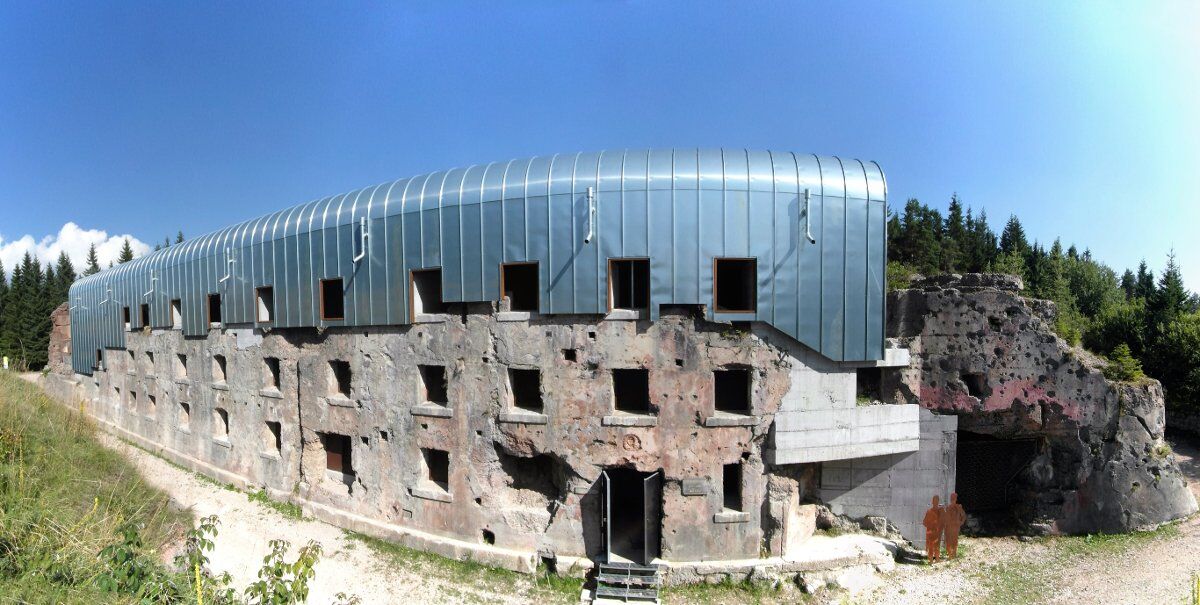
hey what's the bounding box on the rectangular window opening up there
[147,393,156,411]
[139,303,150,329]
[613,368,652,413]
[419,364,449,406]
[207,293,222,325]
[320,432,354,476]
[265,421,282,454]
[423,448,450,491]
[723,463,743,512]
[144,351,154,374]
[175,354,187,379]
[329,359,352,397]
[95,349,103,369]
[714,367,752,414]
[713,258,757,313]
[320,278,345,320]
[179,402,190,427]
[256,286,275,323]
[609,259,650,312]
[264,357,281,390]
[410,268,447,317]
[500,263,539,312]
[123,306,131,331]
[508,368,542,412]
[171,299,182,329]
[212,354,227,383]
[214,407,229,439]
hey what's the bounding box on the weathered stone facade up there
[47,302,917,578]
[886,274,1198,533]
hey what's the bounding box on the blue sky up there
[1,2,1197,289]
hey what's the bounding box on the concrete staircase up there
[590,562,661,603]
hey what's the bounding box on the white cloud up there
[0,222,152,278]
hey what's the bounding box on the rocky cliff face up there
[886,273,1196,533]
[48,302,71,376]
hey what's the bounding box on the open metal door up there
[600,470,611,562]
[643,471,661,564]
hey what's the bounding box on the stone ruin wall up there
[44,303,850,573]
[885,273,1197,533]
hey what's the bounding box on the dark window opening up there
[95,349,103,369]
[329,360,352,397]
[713,258,757,313]
[562,348,577,362]
[857,368,883,402]
[214,408,229,439]
[171,299,182,329]
[423,448,450,491]
[320,432,354,476]
[123,306,131,331]
[207,294,222,325]
[509,368,542,412]
[256,286,274,323]
[175,354,187,379]
[613,369,651,413]
[482,529,495,545]
[419,365,448,405]
[130,390,138,403]
[139,303,150,329]
[714,367,752,414]
[147,394,156,410]
[144,351,154,373]
[411,268,447,317]
[179,402,190,426]
[609,259,650,312]
[264,357,281,390]
[265,421,282,454]
[320,278,345,320]
[723,463,743,511]
[962,372,990,399]
[212,355,227,383]
[501,263,539,312]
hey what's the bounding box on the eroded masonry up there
[43,149,1195,585]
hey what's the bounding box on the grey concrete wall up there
[819,408,957,544]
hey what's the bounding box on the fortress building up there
[56,149,961,585]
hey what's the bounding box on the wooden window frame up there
[712,257,758,314]
[606,257,651,313]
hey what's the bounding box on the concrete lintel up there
[844,348,911,369]
[174,378,191,386]
[412,486,453,503]
[767,437,921,465]
[496,311,537,322]
[713,511,751,524]
[211,382,229,391]
[497,411,549,425]
[602,414,658,427]
[411,404,453,418]
[412,313,448,324]
[258,451,282,462]
[324,395,357,409]
[604,309,644,321]
[259,388,284,400]
[212,438,232,449]
[703,414,758,427]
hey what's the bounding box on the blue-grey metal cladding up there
[68,149,888,374]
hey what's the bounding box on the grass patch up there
[247,489,306,520]
[344,530,582,603]
[661,575,810,604]
[0,371,191,603]
[1053,523,1180,557]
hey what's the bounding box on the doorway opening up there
[600,467,662,565]
[955,431,1038,534]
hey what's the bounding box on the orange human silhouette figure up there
[922,495,943,563]
[943,492,966,559]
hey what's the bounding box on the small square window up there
[320,278,345,320]
[410,268,447,318]
[139,303,150,329]
[714,367,752,414]
[723,463,743,512]
[320,432,353,476]
[508,368,542,412]
[214,408,229,439]
[207,294,223,325]
[264,357,281,390]
[264,421,282,454]
[329,360,352,397]
[500,263,539,312]
[423,448,450,491]
[170,299,182,329]
[256,286,275,323]
[609,259,650,312]
[419,365,448,406]
[212,355,227,383]
[713,258,757,313]
[613,369,651,413]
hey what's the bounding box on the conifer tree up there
[999,215,1030,258]
[1120,269,1136,300]
[83,243,101,276]
[176,230,185,244]
[1135,260,1155,300]
[117,238,135,263]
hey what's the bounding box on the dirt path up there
[860,433,1200,605]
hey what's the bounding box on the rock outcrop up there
[48,302,72,376]
[886,273,1197,533]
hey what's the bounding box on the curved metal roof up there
[69,148,888,373]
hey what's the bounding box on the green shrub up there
[1103,343,1145,382]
